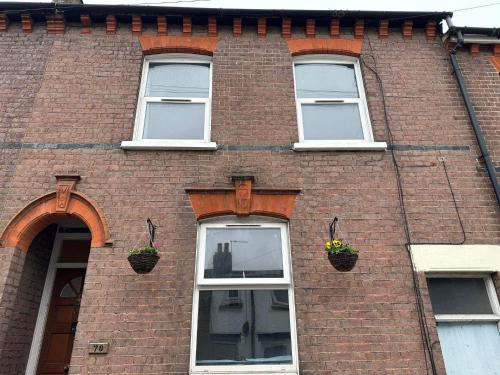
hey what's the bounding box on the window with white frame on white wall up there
[190,218,299,375]
[292,55,386,151]
[426,275,500,375]
[121,54,217,150]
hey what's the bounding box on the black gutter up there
[447,17,500,205]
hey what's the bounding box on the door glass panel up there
[427,278,493,314]
[295,63,358,98]
[301,103,364,140]
[143,102,205,140]
[204,228,284,279]
[196,290,292,366]
[146,63,210,98]
[60,276,83,298]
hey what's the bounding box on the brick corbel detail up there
[183,16,192,36]
[21,14,33,33]
[257,17,266,38]
[132,15,142,35]
[47,14,65,34]
[0,14,9,32]
[306,18,315,38]
[354,19,364,39]
[330,18,340,38]
[106,15,117,34]
[157,16,167,35]
[287,38,362,57]
[0,176,112,252]
[378,20,389,39]
[402,20,413,39]
[425,20,436,40]
[469,43,480,56]
[186,178,300,220]
[493,44,500,56]
[233,18,242,37]
[282,17,291,39]
[139,35,218,56]
[491,56,500,72]
[208,16,217,37]
[80,14,91,34]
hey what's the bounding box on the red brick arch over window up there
[286,38,362,57]
[0,177,111,253]
[139,35,218,56]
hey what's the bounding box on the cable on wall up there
[361,34,441,375]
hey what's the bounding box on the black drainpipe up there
[446,16,500,205]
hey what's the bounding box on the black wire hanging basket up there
[325,217,359,272]
[128,219,160,274]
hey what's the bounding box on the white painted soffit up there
[410,244,500,272]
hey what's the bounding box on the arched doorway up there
[0,176,111,375]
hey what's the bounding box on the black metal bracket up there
[147,218,157,248]
[329,217,338,242]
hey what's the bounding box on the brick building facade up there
[0,3,499,375]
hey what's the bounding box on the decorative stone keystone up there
[55,175,81,213]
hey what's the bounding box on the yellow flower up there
[325,241,332,250]
[333,239,342,248]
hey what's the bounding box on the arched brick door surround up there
[0,177,111,252]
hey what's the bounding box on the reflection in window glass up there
[204,228,284,279]
[143,102,205,140]
[196,290,292,366]
[427,278,493,315]
[146,63,210,98]
[295,63,358,99]
[301,103,364,140]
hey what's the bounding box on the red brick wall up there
[0,20,498,375]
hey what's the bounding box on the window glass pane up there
[295,63,358,98]
[302,103,364,140]
[143,102,205,140]
[146,63,210,98]
[437,322,500,375]
[427,278,493,314]
[196,290,292,366]
[204,228,284,279]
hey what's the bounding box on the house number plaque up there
[89,342,109,354]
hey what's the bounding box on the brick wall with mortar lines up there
[0,21,498,375]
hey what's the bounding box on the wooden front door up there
[37,268,86,375]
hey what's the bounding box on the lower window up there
[191,219,298,374]
[196,290,292,366]
[427,276,500,375]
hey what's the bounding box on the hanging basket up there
[128,253,160,274]
[328,252,358,272]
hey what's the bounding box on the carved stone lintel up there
[55,175,81,212]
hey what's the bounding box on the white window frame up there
[292,55,386,151]
[427,274,500,328]
[121,54,217,150]
[190,217,299,375]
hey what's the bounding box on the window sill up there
[293,141,387,151]
[121,140,218,151]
